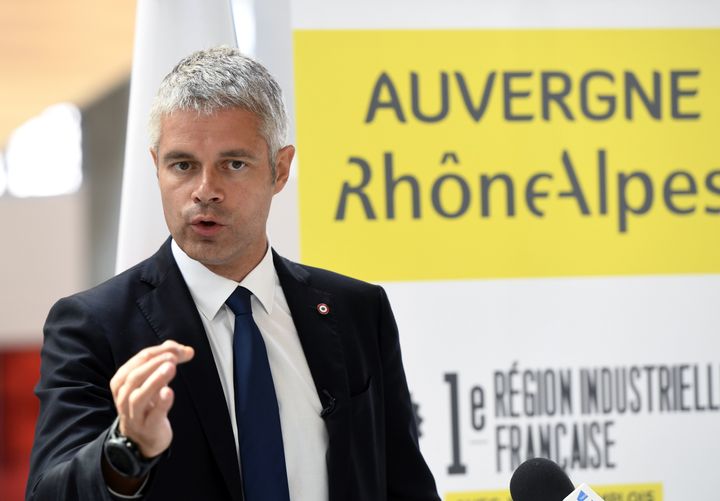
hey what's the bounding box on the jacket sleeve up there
[26,295,119,501]
[377,286,441,501]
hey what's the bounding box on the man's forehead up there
[159,106,261,127]
[155,107,267,151]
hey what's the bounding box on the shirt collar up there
[171,239,276,320]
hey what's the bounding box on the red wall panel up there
[0,349,41,501]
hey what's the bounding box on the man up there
[26,47,439,501]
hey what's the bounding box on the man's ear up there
[272,145,295,194]
[150,147,159,177]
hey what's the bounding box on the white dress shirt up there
[171,240,329,501]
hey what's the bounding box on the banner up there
[115,0,237,273]
[292,2,720,499]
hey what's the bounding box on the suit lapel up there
[273,252,351,501]
[136,241,243,501]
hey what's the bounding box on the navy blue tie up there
[226,287,290,501]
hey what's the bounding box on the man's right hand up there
[109,340,195,459]
[102,340,194,494]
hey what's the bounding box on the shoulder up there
[272,252,395,325]
[274,252,384,296]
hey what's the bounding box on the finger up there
[126,362,177,423]
[148,386,174,422]
[177,344,195,364]
[123,352,178,398]
[111,340,192,395]
[143,386,174,436]
[115,353,178,418]
[139,387,175,457]
[111,341,177,395]
[121,345,192,414]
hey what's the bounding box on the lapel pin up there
[317,303,330,315]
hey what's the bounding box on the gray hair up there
[148,46,288,170]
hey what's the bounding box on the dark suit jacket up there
[27,240,440,501]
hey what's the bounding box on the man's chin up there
[176,238,226,265]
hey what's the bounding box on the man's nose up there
[192,167,224,204]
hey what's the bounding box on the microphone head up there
[509,457,575,501]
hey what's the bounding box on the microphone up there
[319,389,336,417]
[509,457,575,501]
[509,458,606,501]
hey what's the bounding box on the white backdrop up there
[288,1,720,499]
[112,1,720,498]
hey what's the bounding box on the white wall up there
[0,193,88,347]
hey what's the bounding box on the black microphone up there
[319,389,336,417]
[509,457,575,501]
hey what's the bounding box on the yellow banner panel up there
[445,489,510,501]
[445,483,662,501]
[294,29,720,281]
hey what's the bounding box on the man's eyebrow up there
[160,149,260,162]
[161,150,196,163]
[219,149,259,160]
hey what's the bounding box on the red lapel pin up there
[316,303,330,315]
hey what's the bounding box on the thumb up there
[148,386,175,419]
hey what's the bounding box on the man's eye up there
[172,161,191,171]
[229,160,246,171]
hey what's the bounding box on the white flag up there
[115,0,237,273]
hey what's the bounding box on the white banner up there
[291,1,720,499]
[113,1,720,498]
[115,0,237,273]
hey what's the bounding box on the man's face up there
[152,107,293,280]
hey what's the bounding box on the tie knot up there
[226,286,252,316]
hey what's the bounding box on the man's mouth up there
[190,215,222,226]
[189,216,224,236]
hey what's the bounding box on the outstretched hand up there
[109,340,195,458]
